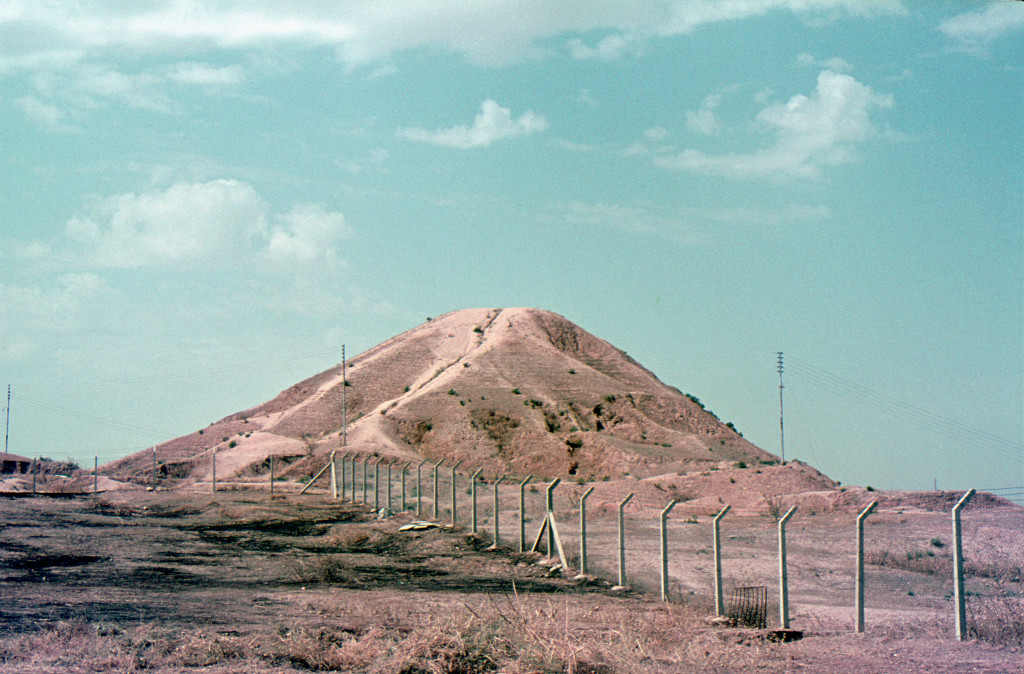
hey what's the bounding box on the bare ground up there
[0,488,1021,673]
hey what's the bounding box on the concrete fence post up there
[94,454,99,494]
[855,501,878,633]
[450,459,464,528]
[270,455,275,495]
[349,454,357,501]
[330,451,338,499]
[373,458,381,512]
[386,459,394,511]
[660,499,679,602]
[362,455,369,504]
[545,478,562,554]
[953,489,976,641]
[492,474,507,548]
[401,462,410,512]
[617,493,634,588]
[470,468,483,534]
[433,460,443,520]
[579,486,594,575]
[713,505,731,616]
[417,460,427,517]
[519,475,533,553]
[338,453,346,501]
[778,506,798,629]
[151,447,157,489]
[32,457,36,494]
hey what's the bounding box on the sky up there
[1,1,1021,497]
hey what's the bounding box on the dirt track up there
[0,489,1021,673]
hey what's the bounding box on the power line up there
[785,356,1024,462]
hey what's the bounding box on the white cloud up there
[656,70,893,180]
[400,99,548,149]
[63,180,267,268]
[939,3,1024,54]
[266,203,353,266]
[14,94,70,131]
[568,32,643,60]
[166,62,246,87]
[0,2,906,72]
[0,273,117,357]
[796,52,853,72]
[685,94,722,135]
[644,126,671,142]
[49,180,353,270]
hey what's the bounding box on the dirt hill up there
[107,308,828,488]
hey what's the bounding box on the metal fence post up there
[94,454,99,494]
[151,447,157,489]
[545,478,562,554]
[270,454,275,495]
[470,468,483,534]
[519,475,533,553]
[580,486,594,575]
[450,459,464,528]
[492,474,507,548]
[778,506,798,629]
[617,493,634,588]
[953,489,976,641]
[433,460,443,520]
[660,499,679,601]
[713,505,731,616]
[855,501,878,632]
[32,457,36,494]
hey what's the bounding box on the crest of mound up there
[117,308,799,485]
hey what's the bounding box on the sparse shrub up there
[228,440,237,448]
[866,485,874,492]
[930,537,945,548]
[734,461,746,469]
[604,394,616,403]
[568,369,575,374]
[511,388,521,395]
[473,326,483,334]
[448,388,458,396]
[764,492,785,522]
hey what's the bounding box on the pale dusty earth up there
[0,485,1021,673]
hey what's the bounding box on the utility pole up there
[4,384,10,455]
[341,345,347,448]
[777,352,785,464]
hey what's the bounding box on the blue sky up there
[1,1,1021,495]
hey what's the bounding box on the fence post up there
[386,458,394,511]
[450,459,464,528]
[855,501,878,632]
[362,455,369,504]
[433,460,443,520]
[492,474,507,548]
[545,478,562,554]
[32,457,37,494]
[660,499,679,602]
[151,447,157,489]
[617,493,634,588]
[953,489,976,641]
[94,454,99,494]
[349,454,357,501]
[373,458,381,512]
[778,506,798,629]
[417,460,427,517]
[401,462,410,512]
[519,475,533,553]
[713,505,731,616]
[580,486,594,575]
[470,468,483,534]
[270,455,275,495]
[330,451,338,499]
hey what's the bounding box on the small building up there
[0,453,33,475]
